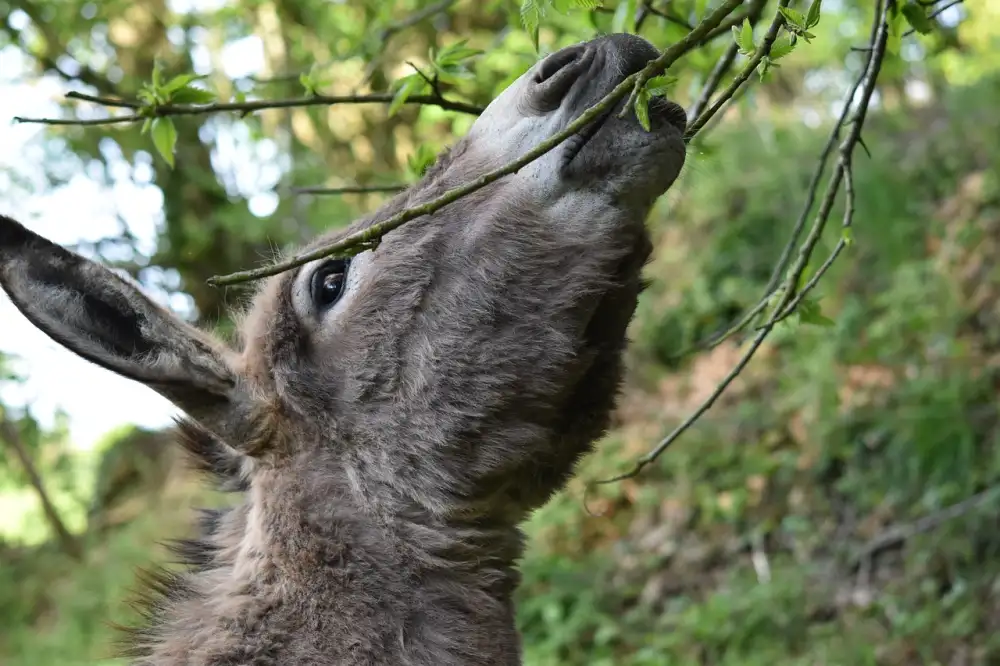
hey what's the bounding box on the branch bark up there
[207,0,747,286]
[596,0,894,485]
[14,91,484,126]
[0,419,83,560]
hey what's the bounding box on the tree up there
[2,0,971,478]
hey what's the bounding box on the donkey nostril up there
[535,45,586,84]
[530,44,592,112]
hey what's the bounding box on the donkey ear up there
[0,214,241,424]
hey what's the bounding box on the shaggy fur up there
[0,33,687,665]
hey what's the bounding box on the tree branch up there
[206,0,747,287]
[291,184,407,195]
[14,91,483,126]
[596,0,892,485]
[849,485,1000,570]
[0,418,83,560]
[686,0,769,123]
[683,0,791,139]
[670,0,886,362]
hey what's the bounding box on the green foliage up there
[632,74,677,131]
[1,0,998,664]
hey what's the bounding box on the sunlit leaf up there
[149,117,177,167]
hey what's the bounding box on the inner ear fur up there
[0,213,276,458]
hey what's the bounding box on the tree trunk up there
[0,421,83,560]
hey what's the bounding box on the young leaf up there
[805,0,823,29]
[162,73,205,95]
[901,1,934,35]
[170,87,217,104]
[645,74,678,98]
[150,117,177,167]
[886,2,905,55]
[757,57,773,81]
[769,35,797,61]
[299,72,316,96]
[796,298,835,328]
[407,144,438,178]
[434,40,482,67]
[572,0,601,8]
[778,7,807,29]
[611,0,638,34]
[151,61,163,89]
[734,17,755,55]
[520,0,543,52]
[633,88,651,131]
[389,77,420,117]
[841,227,854,247]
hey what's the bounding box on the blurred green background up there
[1,0,999,664]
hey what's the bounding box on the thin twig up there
[0,418,83,560]
[688,42,740,122]
[596,0,892,485]
[291,184,407,195]
[206,0,746,287]
[687,0,768,122]
[762,0,885,298]
[770,160,855,325]
[14,91,483,126]
[683,0,792,140]
[65,91,139,108]
[849,486,1000,570]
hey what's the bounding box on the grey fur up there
[0,33,686,665]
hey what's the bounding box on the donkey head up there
[0,34,685,531]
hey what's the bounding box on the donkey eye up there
[310,259,350,310]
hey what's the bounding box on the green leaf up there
[434,40,483,67]
[805,0,823,29]
[149,117,177,167]
[734,17,755,55]
[796,298,835,328]
[757,57,773,81]
[633,89,651,132]
[520,0,544,52]
[841,227,854,246]
[233,90,247,104]
[151,61,163,89]
[162,73,205,95]
[169,87,217,104]
[645,74,678,98]
[299,72,316,96]
[572,0,601,8]
[389,77,420,117]
[901,1,934,35]
[887,3,905,55]
[611,0,638,34]
[407,144,438,178]
[778,7,807,29]
[769,35,796,61]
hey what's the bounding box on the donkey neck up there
[192,469,528,665]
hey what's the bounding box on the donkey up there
[0,32,686,666]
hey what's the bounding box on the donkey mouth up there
[561,94,687,167]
